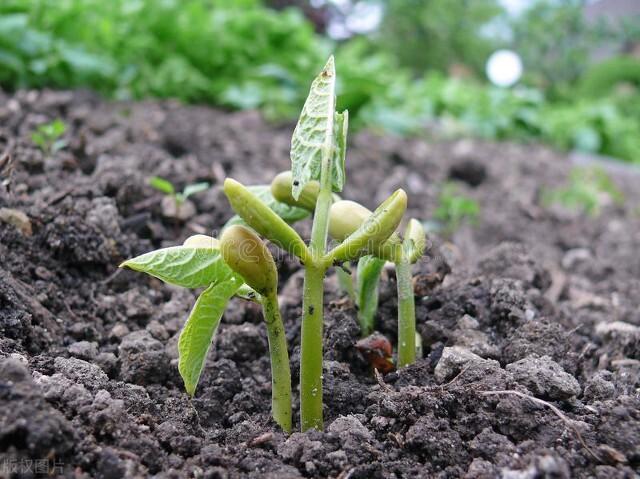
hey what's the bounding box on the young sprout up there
[433,182,480,236]
[222,57,408,431]
[119,231,292,432]
[149,176,210,219]
[31,119,67,156]
[327,202,426,367]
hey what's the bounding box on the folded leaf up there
[223,178,311,263]
[356,255,386,336]
[178,278,241,396]
[225,185,310,229]
[120,246,234,289]
[291,56,346,199]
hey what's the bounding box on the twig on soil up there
[441,364,471,389]
[374,368,393,393]
[480,389,602,462]
[100,268,123,285]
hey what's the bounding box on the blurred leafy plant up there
[434,182,480,235]
[2,0,640,163]
[149,176,209,206]
[376,0,504,76]
[542,166,624,216]
[31,119,67,155]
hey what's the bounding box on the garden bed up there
[0,89,639,478]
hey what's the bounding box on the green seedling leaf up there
[182,182,210,199]
[149,176,176,195]
[336,264,356,302]
[31,119,67,154]
[328,189,407,263]
[333,110,348,192]
[356,255,386,337]
[404,218,427,264]
[251,185,311,223]
[291,56,347,199]
[224,185,311,230]
[178,278,242,396]
[223,178,311,264]
[48,119,66,137]
[120,246,234,289]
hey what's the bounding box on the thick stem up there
[396,257,416,367]
[262,292,292,433]
[300,78,334,431]
[300,265,325,431]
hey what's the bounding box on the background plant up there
[1,0,639,163]
[542,166,624,216]
[30,119,67,156]
[433,182,481,236]
[149,176,210,208]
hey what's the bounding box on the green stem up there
[396,256,416,368]
[262,292,292,433]
[300,264,325,431]
[300,119,334,431]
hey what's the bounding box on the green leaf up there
[223,178,311,263]
[336,264,356,302]
[178,278,241,396]
[250,185,311,223]
[182,182,210,199]
[356,255,385,336]
[120,246,234,289]
[291,56,346,199]
[223,185,311,230]
[149,176,175,195]
[332,110,348,193]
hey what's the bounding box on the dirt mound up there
[0,89,639,477]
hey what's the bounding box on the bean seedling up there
[149,176,209,206]
[121,57,423,432]
[120,231,292,432]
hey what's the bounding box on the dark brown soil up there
[0,89,639,478]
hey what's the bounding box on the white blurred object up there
[486,49,523,87]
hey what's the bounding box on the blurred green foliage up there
[542,166,624,216]
[375,0,503,76]
[511,0,596,92]
[433,182,480,235]
[0,0,639,164]
[30,118,67,155]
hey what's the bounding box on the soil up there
[0,89,639,479]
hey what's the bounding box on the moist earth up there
[0,89,639,478]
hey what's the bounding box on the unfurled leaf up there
[356,255,385,336]
[181,182,210,200]
[223,178,311,263]
[251,185,311,223]
[178,278,241,396]
[223,185,311,230]
[149,176,175,195]
[120,246,234,289]
[291,56,347,199]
